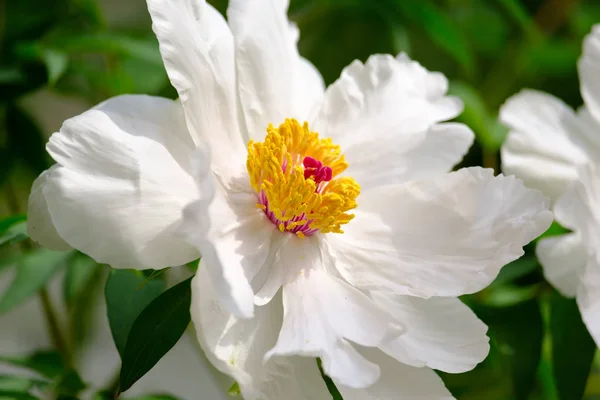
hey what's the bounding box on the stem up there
[40,287,72,366]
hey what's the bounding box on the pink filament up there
[303,156,332,184]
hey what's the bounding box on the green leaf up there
[0,215,28,247]
[227,382,241,396]
[390,0,474,73]
[490,256,539,288]
[42,49,68,85]
[55,370,86,395]
[0,351,65,379]
[483,284,542,308]
[496,0,541,41]
[550,293,596,400]
[0,375,48,392]
[539,221,569,240]
[13,42,68,85]
[448,81,507,150]
[66,256,105,349]
[64,254,100,307]
[51,34,163,66]
[119,277,192,393]
[0,249,72,313]
[475,299,544,399]
[122,396,179,400]
[105,269,166,357]
[0,390,39,400]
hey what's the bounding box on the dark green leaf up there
[0,351,65,379]
[550,293,596,400]
[0,249,72,313]
[490,256,539,288]
[119,278,192,393]
[390,0,474,73]
[51,34,163,65]
[317,358,343,400]
[6,103,51,175]
[56,370,86,395]
[496,0,541,41]
[0,215,28,247]
[475,299,544,399]
[105,269,166,357]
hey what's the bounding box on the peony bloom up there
[28,0,552,398]
[501,24,600,347]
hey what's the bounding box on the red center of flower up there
[303,156,333,184]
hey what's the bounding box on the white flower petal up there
[227,0,324,138]
[577,253,600,346]
[265,242,396,388]
[579,25,600,123]
[315,54,464,137]
[36,95,199,269]
[500,89,588,203]
[555,162,600,249]
[190,268,330,400]
[27,166,71,251]
[147,0,246,172]
[326,167,552,298]
[337,348,454,400]
[297,57,326,122]
[372,294,489,373]
[179,169,276,318]
[312,54,472,189]
[537,233,587,298]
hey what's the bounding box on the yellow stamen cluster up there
[246,119,360,236]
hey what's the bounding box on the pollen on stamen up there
[246,118,360,238]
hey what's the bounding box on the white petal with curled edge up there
[312,54,472,189]
[264,238,397,388]
[325,167,552,298]
[227,0,324,139]
[337,348,454,400]
[372,294,489,374]
[39,95,200,270]
[190,267,330,400]
[178,163,276,318]
[147,0,246,174]
[500,89,588,203]
[579,25,600,123]
[537,233,587,298]
[27,165,71,251]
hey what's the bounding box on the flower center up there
[246,119,360,238]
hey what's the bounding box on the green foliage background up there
[1,0,600,399]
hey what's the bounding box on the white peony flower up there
[501,25,600,346]
[28,0,552,398]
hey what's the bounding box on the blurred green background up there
[1,0,600,399]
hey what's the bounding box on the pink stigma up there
[303,156,332,184]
